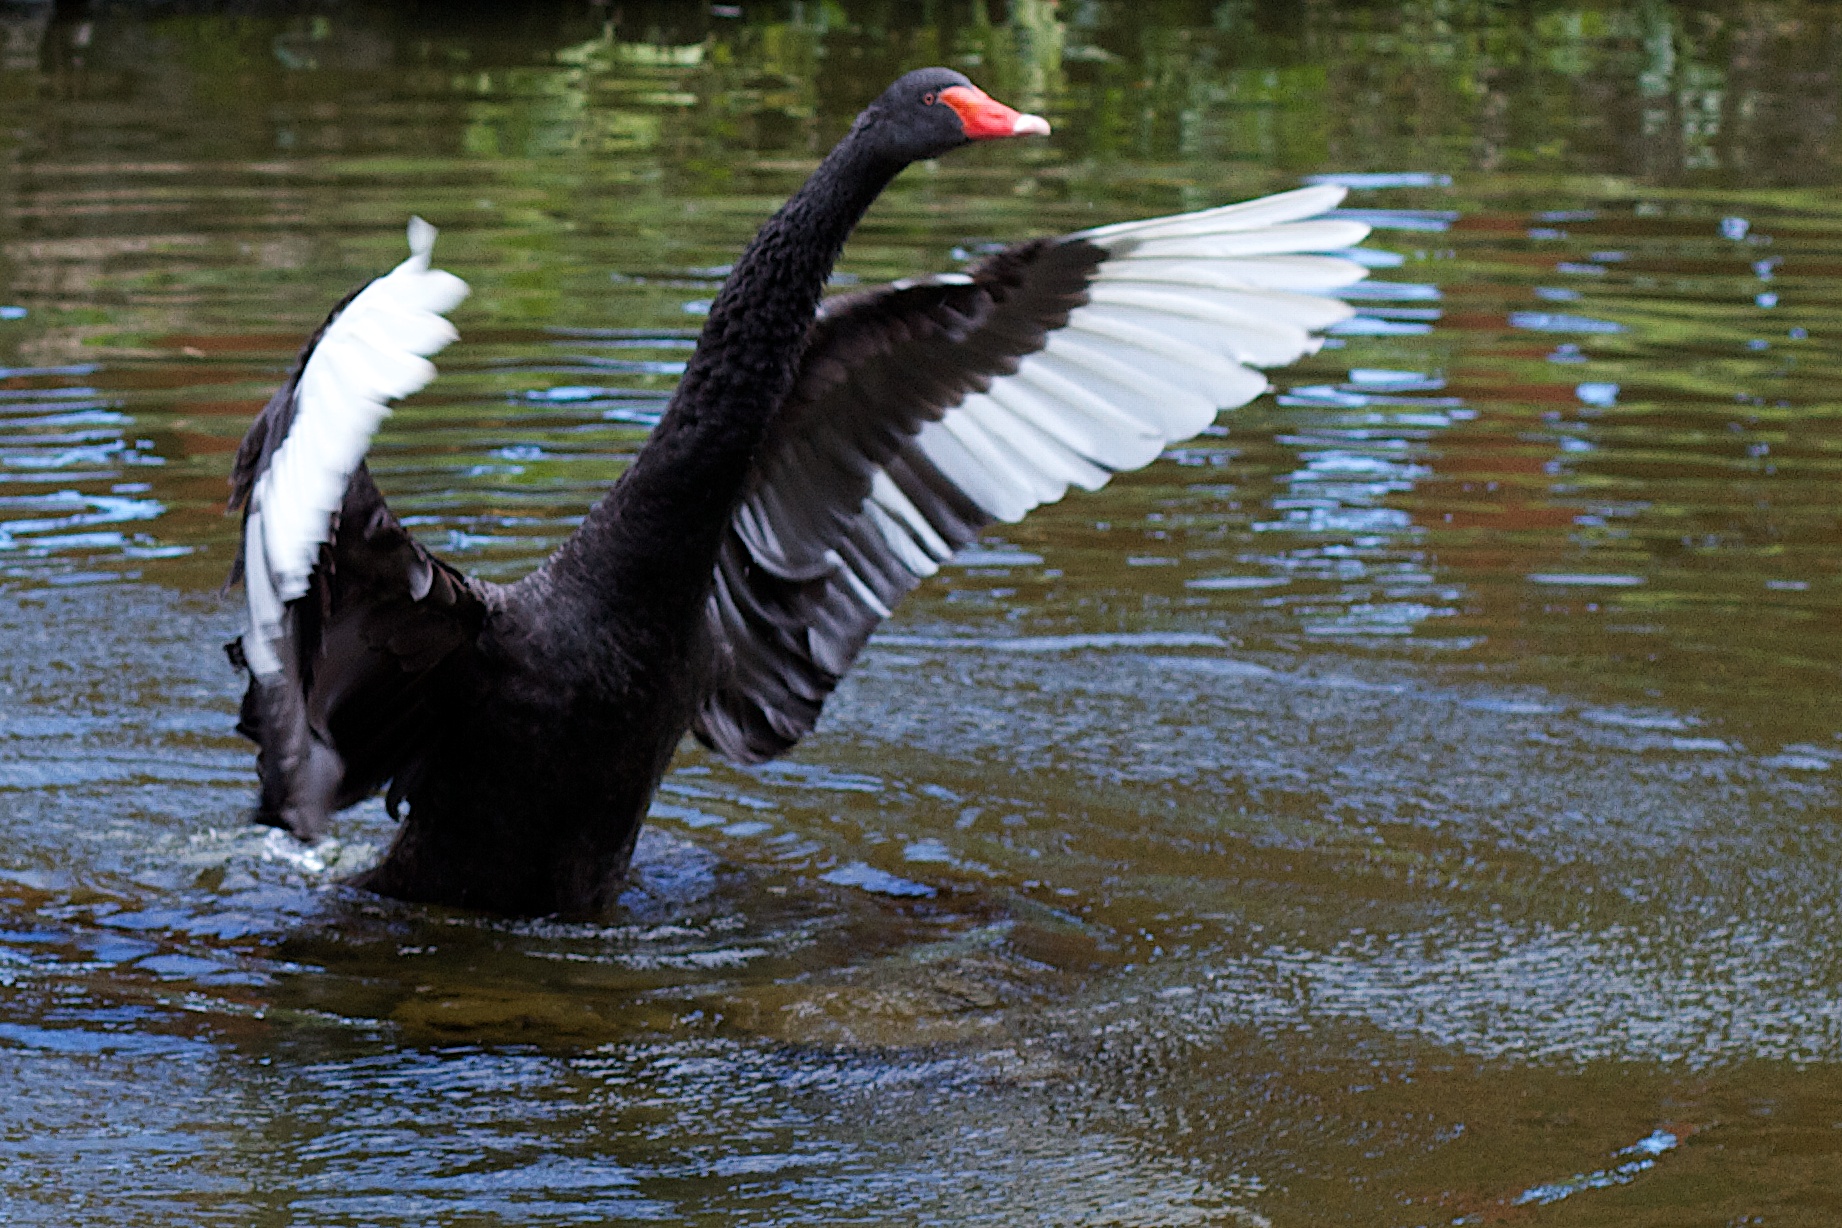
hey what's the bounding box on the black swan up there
[227,68,1370,917]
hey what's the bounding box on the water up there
[2,2,1840,1223]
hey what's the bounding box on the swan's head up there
[861,67,1051,162]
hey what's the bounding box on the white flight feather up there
[1114,219,1372,261]
[868,470,953,562]
[240,508,285,677]
[971,390,1113,492]
[828,549,893,618]
[819,184,1367,607]
[863,495,944,578]
[915,416,1033,523]
[1031,335,1222,438]
[1076,183,1351,242]
[1008,357,1165,447]
[944,402,1064,508]
[705,185,1374,710]
[242,218,468,678]
[982,374,1136,474]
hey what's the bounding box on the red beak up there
[940,85,1052,141]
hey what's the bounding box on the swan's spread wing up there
[228,220,479,840]
[694,184,1369,762]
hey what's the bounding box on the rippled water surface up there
[3,2,1841,1224]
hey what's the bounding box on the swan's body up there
[229,70,1370,916]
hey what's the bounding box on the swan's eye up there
[923,91,937,105]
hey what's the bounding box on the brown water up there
[2,2,1840,1224]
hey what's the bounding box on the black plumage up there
[693,237,1107,763]
[230,70,1064,915]
[227,67,1367,916]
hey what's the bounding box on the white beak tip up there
[1012,113,1052,137]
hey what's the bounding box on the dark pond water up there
[2,1,1841,1223]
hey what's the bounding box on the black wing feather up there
[692,237,1108,763]
[228,328,485,840]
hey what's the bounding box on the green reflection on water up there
[0,3,1840,1226]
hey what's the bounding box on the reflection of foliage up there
[0,0,1835,356]
[9,3,1839,185]
[0,0,1836,713]
[5,0,1842,314]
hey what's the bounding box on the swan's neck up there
[541,129,902,627]
[674,133,901,437]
